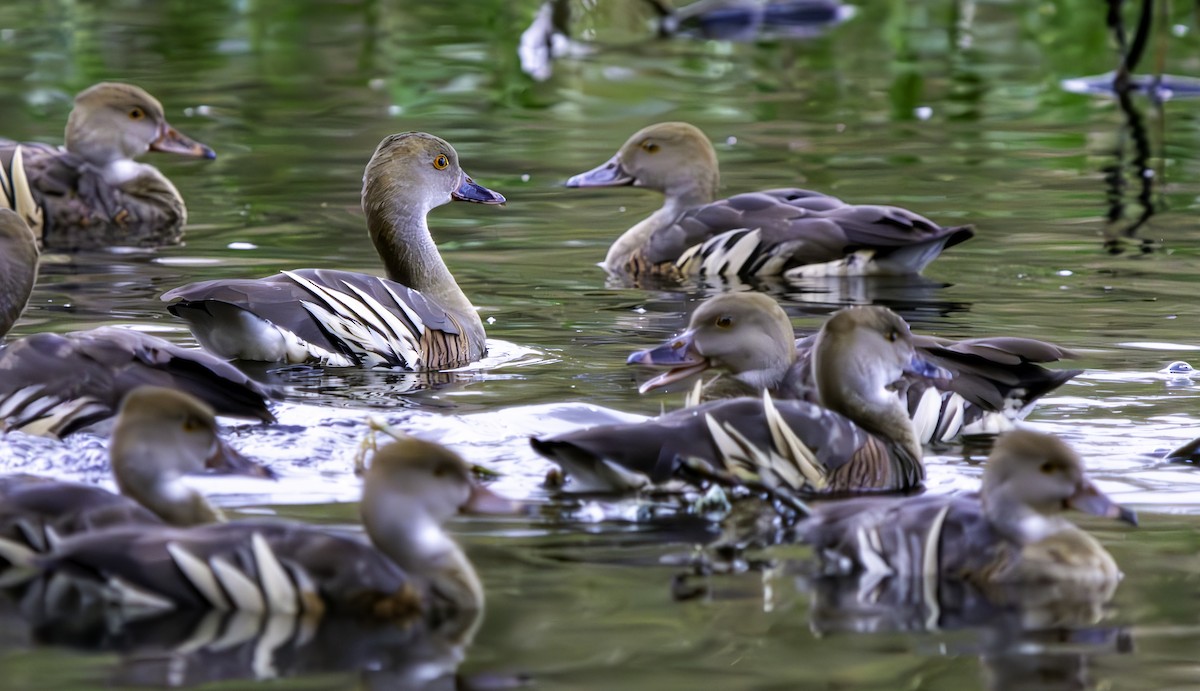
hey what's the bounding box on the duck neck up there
[114,458,224,526]
[813,343,922,464]
[365,199,477,325]
[365,501,484,614]
[604,187,711,272]
[984,491,1071,546]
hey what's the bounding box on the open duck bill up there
[205,438,276,479]
[150,122,217,160]
[627,331,711,394]
[1067,479,1138,526]
[452,173,506,205]
[565,155,635,188]
[463,482,521,515]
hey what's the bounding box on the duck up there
[0,209,37,338]
[565,122,973,279]
[0,208,277,436]
[627,292,1081,443]
[645,0,856,41]
[0,82,215,251]
[160,132,505,369]
[31,436,516,628]
[798,429,1137,587]
[532,305,937,495]
[0,386,272,563]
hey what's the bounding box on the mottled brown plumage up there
[0,82,214,250]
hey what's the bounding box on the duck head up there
[628,292,795,394]
[111,386,271,526]
[566,122,719,207]
[362,132,505,219]
[360,437,516,613]
[64,83,215,166]
[983,430,1137,545]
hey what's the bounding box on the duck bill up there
[903,354,951,381]
[150,122,217,160]
[463,483,521,515]
[565,155,635,188]
[627,331,711,394]
[1067,480,1138,526]
[205,438,276,479]
[452,172,506,205]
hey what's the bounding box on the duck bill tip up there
[206,439,276,480]
[452,174,506,205]
[1068,481,1135,526]
[464,483,521,515]
[150,124,216,160]
[564,156,634,188]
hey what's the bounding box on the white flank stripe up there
[11,147,45,236]
[0,536,37,567]
[941,397,966,443]
[14,518,45,553]
[344,282,421,367]
[0,384,46,418]
[167,542,230,610]
[210,555,265,613]
[251,532,298,615]
[708,229,761,276]
[855,526,893,577]
[921,505,952,629]
[107,576,177,612]
[761,391,825,490]
[911,389,942,445]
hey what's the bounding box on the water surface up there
[2,1,1200,688]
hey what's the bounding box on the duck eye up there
[886,330,898,343]
[715,316,733,328]
[128,107,145,120]
[182,416,204,432]
[1039,461,1055,474]
[641,141,660,154]
[432,154,449,170]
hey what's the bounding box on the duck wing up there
[532,395,919,495]
[162,269,480,369]
[37,521,418,619]
[655,189,973,277]
[644,188,842,266]
[800,492,999,577]
[0,327,277,436]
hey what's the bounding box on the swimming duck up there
[33,437,515,625]
[799,429,1137,586]
[565,122,973,279]
[0,82,215,250]
[628,292,1080,443]
[0,386,271,562]
[0,209,37,338]
[161,132,505,369]
[0,210,277,436]
[532,305,935,494]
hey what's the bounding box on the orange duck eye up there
[129,107,146,120]
[641,141,660,154]
[433,154,449,170]
[716,316,733,328]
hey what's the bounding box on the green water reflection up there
[3,0,1200,688]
